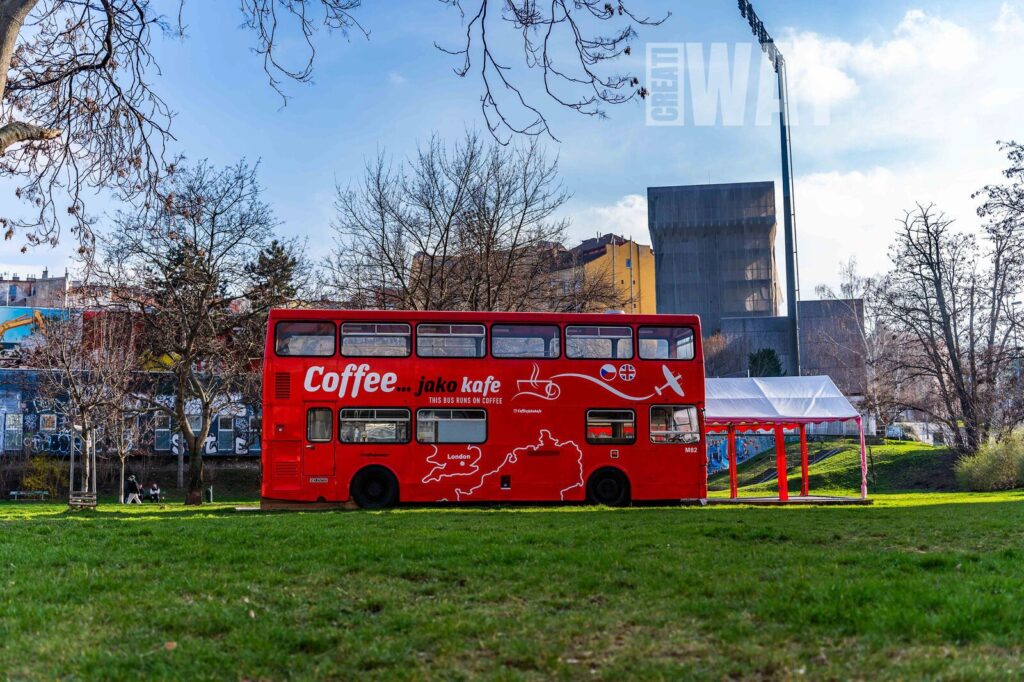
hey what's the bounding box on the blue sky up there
[3,0,1022,303]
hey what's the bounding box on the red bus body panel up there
[261,310,706,504]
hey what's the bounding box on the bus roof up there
[268,308,701,327]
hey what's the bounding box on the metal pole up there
[774,424,788,501]
[68,424,76,501]
[778,61,801,375]
[738,1,802,375]
[728,425,738,499]
[799,423,808,497]
[89,432,97,496]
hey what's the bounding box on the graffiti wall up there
[0,370,260,458]
[706,433,777,475]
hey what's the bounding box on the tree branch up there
[0,120,61,154]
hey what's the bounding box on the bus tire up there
[351,466,399,510]
[587,468,630,507]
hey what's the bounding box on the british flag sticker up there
[618,364,636,381]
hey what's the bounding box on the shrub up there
[955,433,1024,491]
[19,456,69,497]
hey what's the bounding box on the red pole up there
[728,424,738,499]
[858,417,868,500]
[800,424,809,497]
[774,424,788,501]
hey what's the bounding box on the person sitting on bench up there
[146,482,161,503]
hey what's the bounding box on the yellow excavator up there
[0,310,47,344]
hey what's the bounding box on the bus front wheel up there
[351,466,399,510]
[587,468,630,507]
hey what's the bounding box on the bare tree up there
[815,258,913,436]
[546,255,624,313]
[94,159,299,504]
[0,0,173,248]
[2,0,663,246]
[24,309,142,505]
[436,0,666,141]
[329,132,615,313]
[703,331,745,378]
[875,191,1024,453]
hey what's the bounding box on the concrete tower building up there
[647,181,779,333]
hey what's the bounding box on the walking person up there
[124,475,143,504]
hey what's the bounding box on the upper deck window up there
[491,324,560,359]
[566,326,633,359]
[341,322,411,357]
[275,321,335,357]
[638,326,695,360]
[417,323,486,358]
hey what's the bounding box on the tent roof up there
[705,376,859,424]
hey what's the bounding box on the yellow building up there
[567,234,657,314]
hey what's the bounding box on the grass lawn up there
[3,445,1022,680]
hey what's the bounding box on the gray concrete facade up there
[648,181,779,333]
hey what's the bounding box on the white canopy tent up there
[704,376,868,501]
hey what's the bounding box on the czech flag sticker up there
[599,364,617,381]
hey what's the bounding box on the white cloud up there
[995,2,1024,35]
[569,194,650,244]
[388,71,407,86]
[769,6,1024,293]
[782,9,982,127]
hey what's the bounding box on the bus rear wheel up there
[587,468,630,507]
[351,466,399,510]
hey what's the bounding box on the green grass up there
[3,487,1024,680]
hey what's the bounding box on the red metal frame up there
[706,416,868,500]
[261,309,706,505]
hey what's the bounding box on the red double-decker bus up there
[261,310,705,508]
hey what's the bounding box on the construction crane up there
[0,310,48,344]
[737,0,801,375]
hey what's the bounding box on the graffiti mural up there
[0,369,260,458]
[0,307,66,348]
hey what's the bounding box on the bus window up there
[639,326,695,360]
[417,324,486,358]
[650,405,700,444]
[416,409,487,444]
[586,409,636,445]
[276,321,335,357]
[491,324,560,359]
[341,322,411,357]
[566,326,633,359]
[340,408,411,443]
[306,408,333,442]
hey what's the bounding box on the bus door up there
[303,402,336,477]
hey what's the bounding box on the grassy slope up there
[709,440,960,497]
[3,492,1024,680]
[707,440,852,491]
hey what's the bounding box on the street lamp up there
[737,0,801,375]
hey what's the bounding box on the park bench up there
[8,490,49,502]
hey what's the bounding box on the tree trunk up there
[119,457,126,505]
[0,0,41,99]
[80,425,91,494]
[185,434,205,505]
